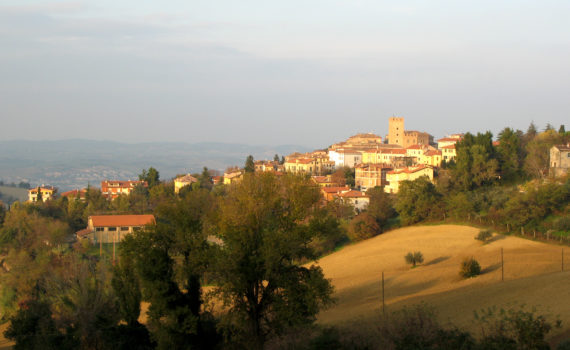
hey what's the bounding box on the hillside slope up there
[315,225,569,339]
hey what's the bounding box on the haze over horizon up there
[1,1,569,149]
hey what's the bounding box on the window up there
[567,153,570,158]
[120,227,129,231]
[96,227,104,232]
[108,226,117,231]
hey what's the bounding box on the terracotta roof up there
[441,145,456,149]
[61,189,87,197]
[437,137,460,142]
[406,145,423,150]
[224,171,242,179]
[175,174,198,184]
[493,141,501,146]
[554,144,570,151]
[425,150,442,156]
[101,180,147,188]
[382,149,407,155]
[76,228,92,237]
[388,165,430,175]
[321,186,351,193]
[90,215,155,227]
[28,186,56,193]
[348,133,381,139]
[338,190,367,198]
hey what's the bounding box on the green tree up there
[405,251,424,267]
[199,167,213,191]
[524,129,563,178]
[212,173,334,349]
[395,177,444,225]
[497,127,522,181]
[365,187,395,230]
[560,124,566,134]
[245,155,255,173]
[273,154,280,162]
[121,188,218,349]
[139,167,160,188]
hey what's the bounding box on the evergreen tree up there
[139,167,160,188]
[244,155,255,173]
[560,124,566,134]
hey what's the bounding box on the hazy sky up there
[1,1,569,148]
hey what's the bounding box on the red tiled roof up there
[321,186,351,193]
[441,145,456,149]
[90,215,155,227]
[175,174,198,183]
[425,150,442,156]
[338,190,367,198]
[554,144,570,151]
[388,165,429,175]
[61,189,87,198]
[437,137,460,142]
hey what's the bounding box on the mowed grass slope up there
[316,225,570,339]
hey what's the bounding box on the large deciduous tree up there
[212,173,334,349]
[395,177,444,225]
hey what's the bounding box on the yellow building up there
[355,163,392,192]
[385,166,434,193]
[223,170,243,185]
[28,186,57,202]
[174,174,198,194]
[388,117,433,146]
[421,150,443,167]
[285,157,334,175]
[441,145,457,163]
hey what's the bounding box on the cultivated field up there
[315,225,570,341]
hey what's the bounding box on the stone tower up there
[388,117,405,146]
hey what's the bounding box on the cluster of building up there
[23,117,570,245]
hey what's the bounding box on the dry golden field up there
[315,225,570,342]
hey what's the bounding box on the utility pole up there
[501,248,504,282]
[382,271,385,316]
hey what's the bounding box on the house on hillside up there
[550,144,570,177]
[174,174,198,194]
[337,190,369,212]
[223,170,243,185]
[354,163,392,192]
[101,180,148,200]
[321,186,351,201]
[28,186,57,202]
[61,188,88,201]
[385,166,434,193]
[77,214,156,243]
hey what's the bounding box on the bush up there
[475,229,492,242]
[405,251,424,268]
[348,213,380,241]
[554,217,570,232]
[460,257,481,278]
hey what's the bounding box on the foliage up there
[121,188,218,349]
[404,251,424,267]
[460,257,481,278]
[348,212,380,241]
[4,299,70,350]
[245,154,255,173]
[497,127,523,181]
[379,304,474,350]
[395,176,444,225]
[366,187,396,231]
[452,131,498,190]
[211,173,334,349]
[474,305,561,350]
[475,229,492,243]
[139,167,160,188]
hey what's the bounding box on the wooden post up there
[113,231,116,265]
[501,248,504,282]
[382,271,385,316]
[562,248,564,272]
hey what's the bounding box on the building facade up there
[28,186,57,202]
[79,214,156,243]
[385,166,434,193]
[101,180,148,200]
[550,144,570,177]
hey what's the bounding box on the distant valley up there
[0,139,310,191]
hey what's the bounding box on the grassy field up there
[315,225,570,343]
[0,186,28,204]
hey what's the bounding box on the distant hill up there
[0,139,310,191]
[0,185,28,205]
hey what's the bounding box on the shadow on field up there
[425,256,450,266]
[488,235,507,243]
[481,263,501,274]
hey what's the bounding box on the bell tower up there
[388,117,404,146]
